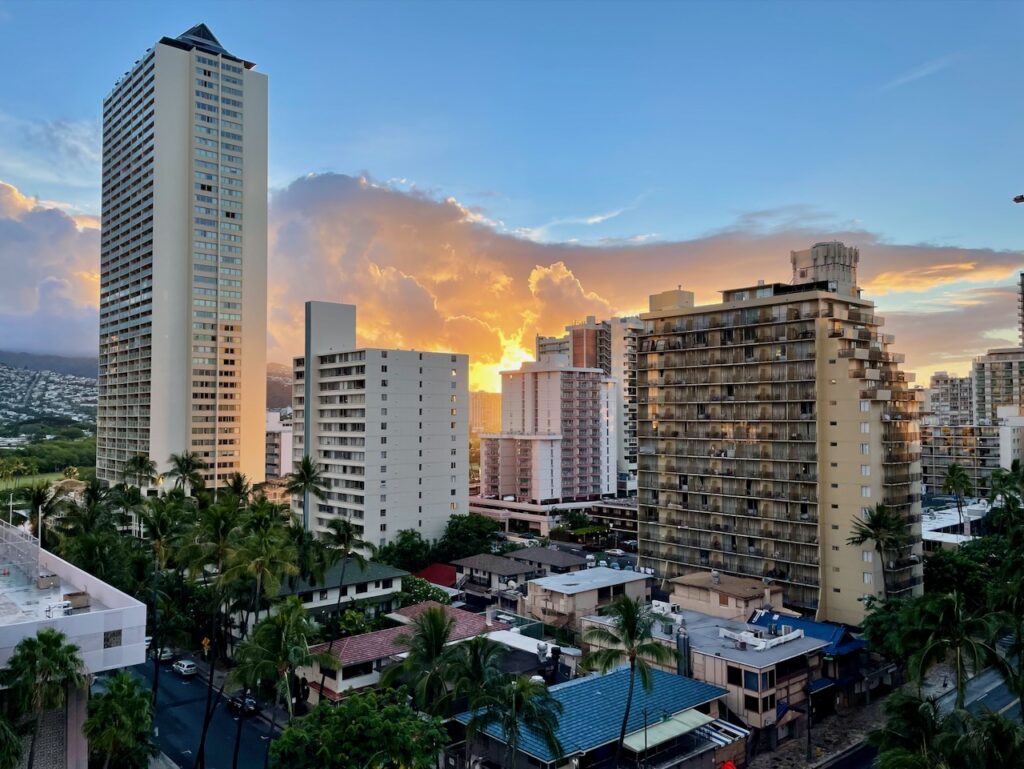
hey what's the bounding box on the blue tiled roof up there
[454,667,726,763]
[746,611,864,656]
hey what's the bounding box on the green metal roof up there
[622,709,715,753]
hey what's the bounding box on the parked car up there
[622,539,638,547]
[606,548,627,557]
[144,636,152,650]
[154,647,175,662]
[172,660,198,677]
[227,693,260,716]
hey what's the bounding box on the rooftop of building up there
[921,499,990,545]
[454,666,727,763]
[501,354,608,376]
[158,23,254,68]
[309,601,510,668]
[413,562,458,588]
[507,547,589,569]
[530,566,648,595]
[745,609,864,657]
[586,604,828,668]
[277,558,407,597]
[451,553,531,577]
[670,571,779,601]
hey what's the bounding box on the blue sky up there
[1,0,1022,249]
[1,0,1022,385]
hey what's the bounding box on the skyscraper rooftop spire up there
[159,22,252,67]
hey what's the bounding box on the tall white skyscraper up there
[97,24,267,489]
[293,302,469,547]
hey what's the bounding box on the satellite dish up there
[507,580,518,590]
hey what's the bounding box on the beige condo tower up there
[637,242,923,625]
[97,25,268,489]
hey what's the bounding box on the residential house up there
[523,567,650,629]
[669,571,789,620]
[303,602,510,703]
[449,667,747,769]
[507,546,589,575]
[235,559,407,639]
[452,554,539,609]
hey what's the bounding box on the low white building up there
[293,301,469,546]
[0,521,146,769]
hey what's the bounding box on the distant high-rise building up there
[972,348,1024,425]
[480,355,617,504]
[1018,272,1024,347]
[924,371,974,426]
[469,391,502,435]
[97,24,267,489]
[265,410,293,479]
[536,314,666,496]
[637,242,923,625]
[293,302,469,546]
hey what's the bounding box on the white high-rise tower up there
[97,24,268,489]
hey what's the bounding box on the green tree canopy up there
[432,514,500,562]
[269,688,448,769]
[377,528,433,572]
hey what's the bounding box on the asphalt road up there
[129,662,274,769]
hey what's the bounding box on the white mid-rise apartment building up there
[293,302,469,547]
[480,355,617,504]
[97,24,267,490]
[536,315,654,496]
[265,409,293,479]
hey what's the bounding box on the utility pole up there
[804,683,814,762]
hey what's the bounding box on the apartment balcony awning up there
[622,709,715,753]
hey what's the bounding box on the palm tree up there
[0,715,20,769]
[867,692,949,768]
[166,451,206,496]
[84,670,157,769]
[110,482,146,537]
[138,493,191,571]
[122,454,158,489]
[909,592,1004,709]
[224,472,252,504]
[582,595,676,765]
[468,675,564,769]
[228,597,331,769]
[3,628,87,769]
[846,504,908,599]
[222,525,298,632]
[316,518,371,694]
[19,481,60,544]
[285,456,328,527]
[943,463,974,536]
[380,605,458,716]
[449,636,507,765]
[956,709,1024,768]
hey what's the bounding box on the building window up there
[863,572,873,585]
[719,594,729,607]
[860,465,870,477]
[744,670,759,691]
[319,590,329,600]
[861,486,871,498]
[860,400,871,412]
[863,551,874,562]
[860,422,870,434]
[726,666,742,686]
[761,670,775,689]
[861,443,870,455]
[356,583,368,594]
[761,694,776,712]
[744,694,760,713]
[103,630,122,649]
[382,579,393,589]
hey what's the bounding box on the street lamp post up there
[804,683,813,762]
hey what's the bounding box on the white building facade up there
[265,409,293,479]
[293,302,469,547]
[97,24,267,490]
[536,316,646,496]
[480,356,617,504]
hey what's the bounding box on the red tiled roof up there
[310,601,510,667]
[414,563,457,588]
[308,680,342,702]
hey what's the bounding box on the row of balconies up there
[641,367,817,385]
[639,444,817,463]
[642,307,836,337]
[640,388,817,405]
[651,514,820,545]
[645,406,817,423]
[642,347,817,369]
[639,427,815,442]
